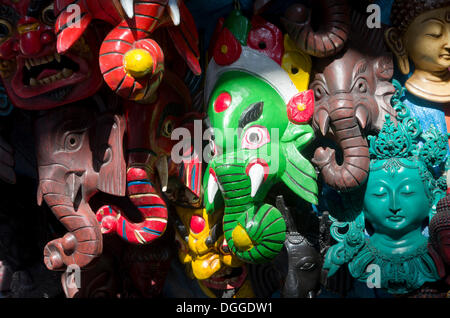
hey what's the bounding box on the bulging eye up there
[213,92,231,113]
[313,85,326,100]
[161,119,174,138]
[189,215,205,234]
[298,262,316,271]
[355,78,368,93]
[64,132,83,151]
[41,4,56,26]
[241,126,270,150]
[0,19,13,43]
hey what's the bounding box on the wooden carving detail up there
[34,103,126,271]
[281,0,351,58]
[311,12,396,192]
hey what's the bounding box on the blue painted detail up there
[402,91,450,156]
[142,227,162,235]
[191,165,196,191]
[0,84,13,116]
[138,205,166,209]
[375,0,394,25]
[122,220,127,240]
[127,180,153,186]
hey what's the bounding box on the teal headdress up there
[368,80,448,194]
[323,80,448,294]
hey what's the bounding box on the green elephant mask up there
[204,70,318,263]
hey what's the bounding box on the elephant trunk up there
[38,179,102,271]
[282,268,301,298]
[96,166,168,244]
[281,0,350,58]
[313,99,370,192]
[208,161,286,264]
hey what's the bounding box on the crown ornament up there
[368,114,416,160]
[369,80,448,176]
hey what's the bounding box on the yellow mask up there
[175,206,254,298]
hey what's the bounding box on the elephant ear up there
[280,123,318,205]
[95,113,127,197]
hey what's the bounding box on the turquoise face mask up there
[323,81,448,294]
[364,159,430,245]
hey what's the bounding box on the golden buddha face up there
[404,8,450,73]
[386,7,450,102]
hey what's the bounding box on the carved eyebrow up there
[352,61,368,79]
[0,5,19,24]
[420,17,444,24]
[238,101,264,130]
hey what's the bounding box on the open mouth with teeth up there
[200,265,247,295]
[11,45,90,101]
[22,52,79,87]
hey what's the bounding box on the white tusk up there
[168,0,180,26]
[66,173,81,204]
[249,164,264,198]
[156,156,168,192]
[207,175,218,204]
[120,0,134,19]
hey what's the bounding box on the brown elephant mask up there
[34,102,126,271]
[310,12,396,192]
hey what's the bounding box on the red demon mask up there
[0,0,103,110]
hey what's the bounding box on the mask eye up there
[161,119,174,138]
[189,215,205,234]
[354,78,368,93]
[0,19,13,43]
[400,185,415,197]
[41,4,56,26]
[241,125,270,150]
[298,262,316,271]
[313,84,326,100]
[64,132,83,152]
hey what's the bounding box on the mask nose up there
[389,208,401,215]
[16,17,55,56]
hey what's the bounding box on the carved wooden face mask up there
[386,5,450,102]
[34,103,126,271]
[0,0,103,110]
